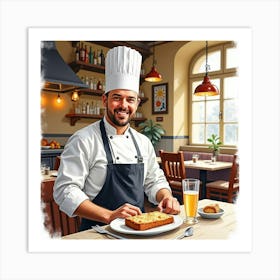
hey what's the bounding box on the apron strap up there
[128,129,143,163]
[100,119,113,164]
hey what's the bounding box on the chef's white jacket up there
[53,117,171,217]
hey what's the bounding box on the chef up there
[53,46,180,231]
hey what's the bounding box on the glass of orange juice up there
[182,178,200,224]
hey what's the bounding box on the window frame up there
[189,41,238,147]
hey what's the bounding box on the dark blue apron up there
[79,119,145,231]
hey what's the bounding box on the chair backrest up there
[41,180,81,237]
[228,154,239,192]
[54,156,61,170]
[159,150,186,183]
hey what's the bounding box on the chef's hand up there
[109,203,142,223]
[157,197,180,215]
[156,189,181,215]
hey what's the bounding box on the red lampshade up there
[145,65,162,82]
[145,43,162,82]
[194,41,219,96]
[194,75,219,96]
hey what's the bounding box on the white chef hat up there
[105,46,142,94]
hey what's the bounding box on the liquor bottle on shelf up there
[85,76,89,86]
[97,49,101,65]
[100,49,105,66]
[86,102,90,114]
[75,102,81,114]
[89,46,93,64]
[89,78,93,89]
[93,51,97,65]
[96,101,100,115]
[93,77,97,90]
[82,102,86,114]
[89,101,94,114]
[97,80,102,90]
[79,42,85,62]
[85,45,89,63]
[75,43,80,61]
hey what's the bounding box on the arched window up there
[189,41,238,146]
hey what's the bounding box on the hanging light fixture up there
[145,43,162,82]
[56,93,62,104]
[71,90,79,101]
[194,41,219,96]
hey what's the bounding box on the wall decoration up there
[152,83,168,114]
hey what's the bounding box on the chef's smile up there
[115,109,130,118]
[113,108,130,123]
[104,89,139,129]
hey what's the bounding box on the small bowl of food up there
[198,204,224,219]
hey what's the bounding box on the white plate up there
[110,215,183,236]
[197,208,224,219]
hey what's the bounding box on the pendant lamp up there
[71,90,79,101]
[56,93,62,104]
[194,41,219,96]
[145,44,162,82]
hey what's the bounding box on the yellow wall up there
[41,41,111,139]
[41,41,223,150]
[141,41,188,136]
[141,41,212,150]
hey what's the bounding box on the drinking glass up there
[182,178,200,224]
[192,153,199,163]
[41,163,50,175]
[41,163,46,175]
[44,166,50,175]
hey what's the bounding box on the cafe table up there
[62,199,236,240]
[184,160,232,199]
[41,170,58,182]
[156,157,232,199]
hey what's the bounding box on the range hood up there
[41,41,88,92]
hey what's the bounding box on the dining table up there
[184,160,232,198]
[62,199,236,240]
[41,170,58,182]
[156,157,232,199]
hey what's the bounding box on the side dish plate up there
[198,208,224,219]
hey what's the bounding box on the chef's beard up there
[106,105,135,127]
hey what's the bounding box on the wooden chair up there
[53,156,61,170]
[159,150,186,203]
[206,154,239,203]
[41,180,81,237]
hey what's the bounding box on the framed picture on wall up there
[152,83,168,114]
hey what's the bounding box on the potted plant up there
[138,119,165,147]
[207,134,222,160]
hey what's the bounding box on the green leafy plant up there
[207,134,222,155]
[138,119,165,146]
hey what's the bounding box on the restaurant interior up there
[41,40,239,238]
